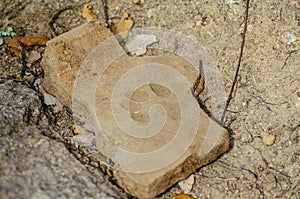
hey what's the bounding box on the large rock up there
[0,135,121,199]
[0,81,121,199]
[41,21,229,198]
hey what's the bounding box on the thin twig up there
[199,174,238,181]
[20,44,27,78]
[221,0,251,125]
[291,123,300,132]
[48,5,74,37]
[101,0,109,27]
[218,160,258,180]
[281,49,299,69]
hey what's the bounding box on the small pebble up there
[282,32,297,44]
[124,34,157,56]
[178,174,195,193]
[147,9,153,18]
[260,129,276,146]
[26,51,41,63]
[196,21,202,27]
[133,0,144,4]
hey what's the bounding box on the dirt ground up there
[0,0,299,199]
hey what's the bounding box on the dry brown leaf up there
[9,47,21,56]
[7,37,21,56]
[110,12,134,40]
[259,128,276,146]
[71,125,79,135]
[172,193,196,199]
[8,35,48,56]
[7,37,20,48]
[82,4,98,22]
[71,124,90,135]
[106,168,113,177]
[19,35,48,47]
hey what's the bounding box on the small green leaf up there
[10,32,16,37]
[0,27,16,38]
[7,27,13,32]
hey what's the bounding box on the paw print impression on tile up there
[128,83,179,128]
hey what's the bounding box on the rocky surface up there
[0,81,122,199]
[0,136,119,199]
[0,81,41,137]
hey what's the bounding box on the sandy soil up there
[0,0,299,198]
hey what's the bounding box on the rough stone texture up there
[40,20,229,198]
[42,20,113,107]
[0,81,41,137]
[0,81,121,199]
[0,136,119,199]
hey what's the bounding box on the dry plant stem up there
[281,49,299,69]
[101,0,109,27]
[221,0,250,125]
[48,5,74,37]
[217,160,258,180]
[20,44,27,77]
